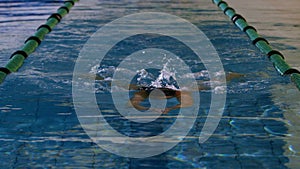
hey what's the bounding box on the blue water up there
[0,0,298,168]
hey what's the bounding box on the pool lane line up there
[212,0,300,91]
[0,0,79,84]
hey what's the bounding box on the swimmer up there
[129,71,244,114]
[82,66,244,114]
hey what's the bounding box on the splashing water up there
[93,55,184,92]
[137,62,180,90]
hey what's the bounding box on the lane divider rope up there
[0,0,79,84]
[212,0,300,91]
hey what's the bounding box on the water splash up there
[136,62,180,90]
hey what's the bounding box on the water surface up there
[0,0,299,168]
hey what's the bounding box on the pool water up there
[0,0,300,168]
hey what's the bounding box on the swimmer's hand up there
[149,108,170,114]
[149,108,164,113]
[162,107,172,114]
[151,107,174,114]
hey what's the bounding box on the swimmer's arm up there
[129,92,149,111]
[163,91,194,114]
[226,72,244,81]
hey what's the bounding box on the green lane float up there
[0,0,78,84]
[212,0,300,91]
